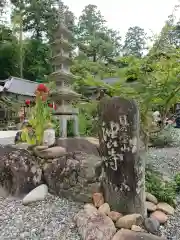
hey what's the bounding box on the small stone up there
[131,225,144,232]
[108,211,123,222]
[146,192,158,204]
[150,210,168,224]
[22,184,48,205]
[144,217,160,234]
[92,192,104,208]
[146,201,157,212]
[84,203,97,212]
[20,232,29,239]
[112,229,167,240]
[157,202,175,215]
[115,214,143,229]
[98,203,110,215]
[34,146,66,159]
[34,145,48,151]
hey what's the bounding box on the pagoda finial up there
[58,0,65,24]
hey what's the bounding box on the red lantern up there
[25,99,31,105]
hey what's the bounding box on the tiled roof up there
[102,77,119,84]
[3,77,39,96]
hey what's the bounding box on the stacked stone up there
[50,19,80,137]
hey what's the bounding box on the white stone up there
[43,128,55,146]
[22,184,48,205]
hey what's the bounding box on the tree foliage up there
[77,4,121,62]
[0,25,19,79]
[23,39,51,81]
[1,0,180,143]
[123,26,147,57]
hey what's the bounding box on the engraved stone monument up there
[98,96,146,216]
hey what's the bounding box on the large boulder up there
[43,152,102,202]
[0,145,42,196]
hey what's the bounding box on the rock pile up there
[146,192,174,223]
[0,144,102,203]
[75,191,175,240]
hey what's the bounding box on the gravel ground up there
[0,194,81,240]
[147,145,180,240]
[160,196,180,240]
[146,147,180,177]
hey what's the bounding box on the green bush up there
[174,173,180,192]
[78,101,98,136]
[149,128,174,147]
[51,118,60,137]
[145,168,177,206]
[67,120,75,137]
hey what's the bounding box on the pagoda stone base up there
[59,115,79,138]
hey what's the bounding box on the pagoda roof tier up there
[53,23,73,39]
[50,88,81,101]
[51,54,73,65]
[50,70,76,83]
[51,39,73,51]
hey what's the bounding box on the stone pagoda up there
[50,10,80,138]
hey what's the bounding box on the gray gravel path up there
[146,147,180,177]
[0,194,81,240]
[147,147,180,240]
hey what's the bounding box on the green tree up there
[0,0,7,11]
[77,4,121,62]
[150,5,180,53]
[19,0,75,42]
[174,21,180,47]
[23,39,51,81]
[0,25,19,79]
[123,26,147,57]
[110,47,180,149]
[0,0,8,21]
[22,0,57,40]
[11,0,27,78]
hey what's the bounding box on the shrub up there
[67,120,75,137]
[174,173,180,192]
[149,127,174,147]
[145,167,177,206]
[78,101,98,136]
